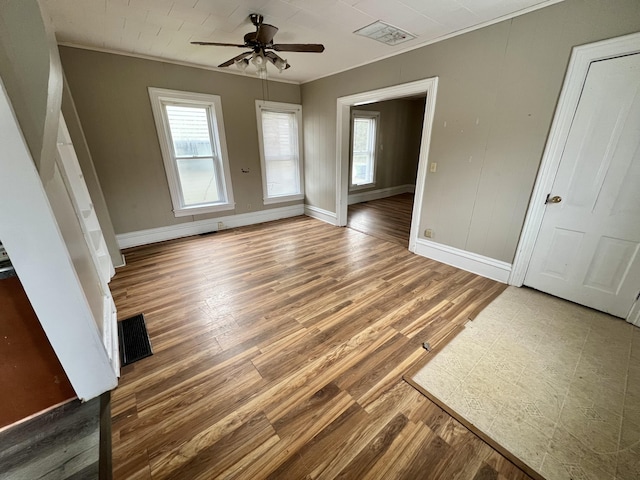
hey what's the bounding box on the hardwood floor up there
[347,193,414,247]
[109,216,529,480]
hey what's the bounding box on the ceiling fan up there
[191,13,325,72]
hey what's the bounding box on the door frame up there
[335,77,438,253]
[510,32,640,324]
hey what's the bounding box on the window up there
[255,101,304,204]
[148,88,234,216]
[350,111,379,187]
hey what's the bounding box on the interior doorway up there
[335,78,438,253]
[345,96,425,248]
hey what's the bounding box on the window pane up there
[351,116,376,185]
[353,118,373,153]
[262,111,296,160]
[176,157,222,206]
[352,153,373,185]
[166,105,213,157]
[261,109,300,197]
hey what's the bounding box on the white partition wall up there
[0,78,118,400]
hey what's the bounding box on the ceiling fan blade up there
[191,41,246,47]
[256,23,278,45]
[272,43,325,53]
[218,51,253,68]
[264,51,290,70]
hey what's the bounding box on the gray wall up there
[60,47,302,235]
[301,0,640,263]
[0,0,62,176]
[350,98,424,194]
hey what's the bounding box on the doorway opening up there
[335,78,438,253]
[345,96,426,247]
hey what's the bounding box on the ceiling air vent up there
[354,20,416,46]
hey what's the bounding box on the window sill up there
[173,203,236,217]
[263,194,304,205]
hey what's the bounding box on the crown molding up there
[57,43,301,85]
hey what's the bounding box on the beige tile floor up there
[412,286,640,480]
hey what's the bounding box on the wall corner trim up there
[304,205,338,225]
[116,204,304,249]
[414,238,512,283]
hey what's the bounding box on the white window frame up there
[255,100,304,205]
[148,87,235,217]
[350,110,380,190]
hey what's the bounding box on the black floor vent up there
[118,314,153,366]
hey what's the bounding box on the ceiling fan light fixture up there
[235,58,249,71]
[275,57,288,72]
[251,52,266,68]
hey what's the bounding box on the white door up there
[525,53,640,319]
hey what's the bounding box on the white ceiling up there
[42,0,563,83]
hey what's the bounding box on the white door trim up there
[628,296,640,327]
[509,32,640,322]
[335,77,439,253]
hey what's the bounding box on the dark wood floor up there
[109,216,529,480]
[0,276,75,429]
[347,193,414,247]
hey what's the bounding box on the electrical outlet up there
[247,204,251,210]
[217,221,224,230]
[430,162,437,173]
[424,229,433,238]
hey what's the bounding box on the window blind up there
[261,110,300,197]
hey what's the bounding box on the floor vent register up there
[118,313,153,367]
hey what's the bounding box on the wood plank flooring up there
[0,397,100,479]
[347,193,414,247]
[109,216,529,480]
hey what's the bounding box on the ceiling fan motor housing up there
[250,13,264,27]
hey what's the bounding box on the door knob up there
[546,195,562,204]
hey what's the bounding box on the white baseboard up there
[113,254,126,269]
[348,184,415,205]
[304,204,338,225]
[414,238,512,283]
[116,204,304,248]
